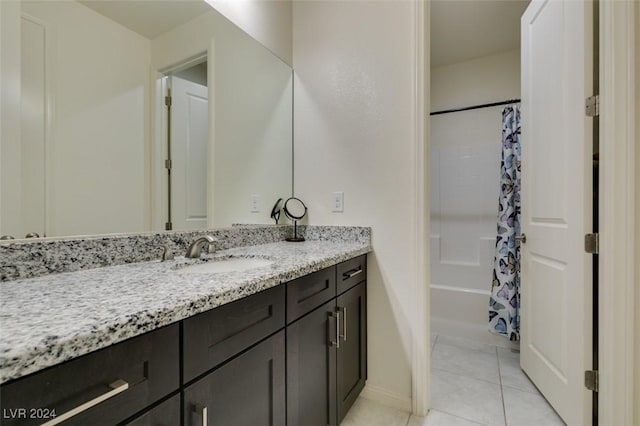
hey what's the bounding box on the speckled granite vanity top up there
[0,240,371,384]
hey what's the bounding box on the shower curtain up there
[489,106,521,341]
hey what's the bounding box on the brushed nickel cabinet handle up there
[339,306,347,341]
[40,379,129,426]
[328,312,340,348]
[192,404,208,426]
[343,268,362,279]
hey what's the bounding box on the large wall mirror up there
[0,0,293,239]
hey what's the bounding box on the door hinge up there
[165,222,172,231]
[585,370,599,392]
[165,95,172,107]
[585,233,599,254]
[585,95,599,117]
[165,159,172,170]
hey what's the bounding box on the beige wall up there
[635,2,639,423]
[0,1,21,237]
[293,0,420,407]
[207,0,292,66]
[17,1,151,237]
[431,49,520,111]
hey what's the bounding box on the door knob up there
[515,234,527,244]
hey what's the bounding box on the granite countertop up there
[0,240,371,384]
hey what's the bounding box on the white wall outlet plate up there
[250,195,260,213]
[332,192,344,212]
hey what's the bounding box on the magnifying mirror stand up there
[286,221,305,242]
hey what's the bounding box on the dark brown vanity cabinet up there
[181,285,286,426]
[123,395,181,426]
[182,285,285,383]
[287,255,367,426]
[0,324,180,426]
[0,254,367,426]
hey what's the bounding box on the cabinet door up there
[124,394,180,426]
[183,331,285,426]
[286,299,337,426]
[336,282,367,423]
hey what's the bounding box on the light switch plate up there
[332,192,344,212]
[250,195,260,213]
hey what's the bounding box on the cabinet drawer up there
[336,255,366,295]
[183,284,285,383]
[286,267,336,323]
[124,394,180,426]
[0,324,179,426]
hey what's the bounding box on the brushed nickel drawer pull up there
[40,379,129,426]
[343,268,362,279]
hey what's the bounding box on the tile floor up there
[341,334,565,426]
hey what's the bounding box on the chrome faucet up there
[185,235,217,258]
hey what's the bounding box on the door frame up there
[415,0,638,421]
[412,0,429,417]
[151,53,209,232]
[597,0,637,424]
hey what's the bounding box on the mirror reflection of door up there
[167,64,209,231]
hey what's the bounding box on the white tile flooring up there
[342,334,565,426]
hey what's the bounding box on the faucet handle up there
[205,236,218,254]
[156,244,175,262]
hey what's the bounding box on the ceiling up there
[79,0,213,39]
[431,0,530,68]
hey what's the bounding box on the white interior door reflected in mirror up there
[169,74,209,231]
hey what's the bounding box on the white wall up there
[206,0,292,66]
[430,49,520,344]
[293,0,420,408]
[8,1,151,237]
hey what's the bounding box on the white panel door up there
[520,1,593,424]
[170,76,209,231]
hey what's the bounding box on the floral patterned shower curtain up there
[489,106,522,341]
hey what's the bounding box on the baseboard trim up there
[431,317,519,350]
[359,383,412,413]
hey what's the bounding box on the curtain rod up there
[430,99,521,116]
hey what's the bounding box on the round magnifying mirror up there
[270,198,283,224]
[284,197,307,242]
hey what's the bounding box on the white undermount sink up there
[177,258,273,274]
